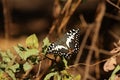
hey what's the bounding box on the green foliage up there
[23,62,32,72]
[0,70,9,80]
[14,44,39,60]
[42,37,51,54]
[109,65,120,80]
[0,50,13,63]
[62,57,69,69]
[73,75,81,80]
[8,63,19,73]
[6,70,16,80]
[44,69,81,80]
[0,34,81,80]
[44,71,58,80]
[26,34,39,48]
[0,34,40,80]
[44,57,81,80]
[0,50,19,80]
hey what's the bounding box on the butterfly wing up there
[47,42,69,57]
[47,29,80,59]
[65,29,80,55]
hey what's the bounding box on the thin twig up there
[95,48,100,79]
[48,19,58,35]
[88,75,96,80]
[74,24,93,64]
[36,61,42,77]
[2,0,11,39]
[83,1,106,80]
[85,45,111,55]
[106,0,120,10]
[109,30,120,40]
[79,15,87,27]
[69,58,109,68]
[48,0,60,35]
[105,13,120,21]
[58,0,81,34]
[61,0,72,15]
[22,65,34,79]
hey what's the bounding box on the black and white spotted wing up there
[47,29,80,59]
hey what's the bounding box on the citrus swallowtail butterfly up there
[47,29,80,59]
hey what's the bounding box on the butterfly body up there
[47,29,80,59]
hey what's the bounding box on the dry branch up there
[83,1,106,80]
[2,0,12,39]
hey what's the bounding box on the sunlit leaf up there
[8,63,19,72]
[0,62,7,68]
[62,57,69,69]
[0,70,9,80]
[44,71,58,80]
[54,74,61,80]
[109,65,120,80]
[42,37,51,54]
[42,37,51,47]
[23,49,39,60]
[14,46,39,60]
[23,62,32,72]
[17,44,27,51]
[6,50,14,59]
[61,70,72,80]
[26,34,39,48]
[0,52,11,63]
[6,70,16,80]
[73,75,81,80]
[0,70,4,78]
[61,70,68,75]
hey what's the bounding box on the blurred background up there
[0,0,54,49]
[0,0,120,79]
[0,0,119,49]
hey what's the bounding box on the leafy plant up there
[0,34,40,80]
[0,34,81,80]
[42,37,51,54]
[44,56,81,80]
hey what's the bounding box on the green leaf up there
[61,70,72,80]
[61,70,68,75]
[62,57,69,69]
[8,63,19,72]
[73,75,81,80]
[28,56,40,64]
[42,37,51,54]
[14,46,39,60]
[109,65,120,80]
[54,73,61,80]
[26,34,39,48]
[6,50,14,59]
[17,44,27,51]
[0,62,7,68]
[44,72,58,80]
[0,70,9,80]
[0,70,4,77]
[0,52,11,63]
[23,62,32,72]
[23,49,39,60]
[42,37,51,47]
[6,70,16,80]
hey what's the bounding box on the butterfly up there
[46,29,80,59]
